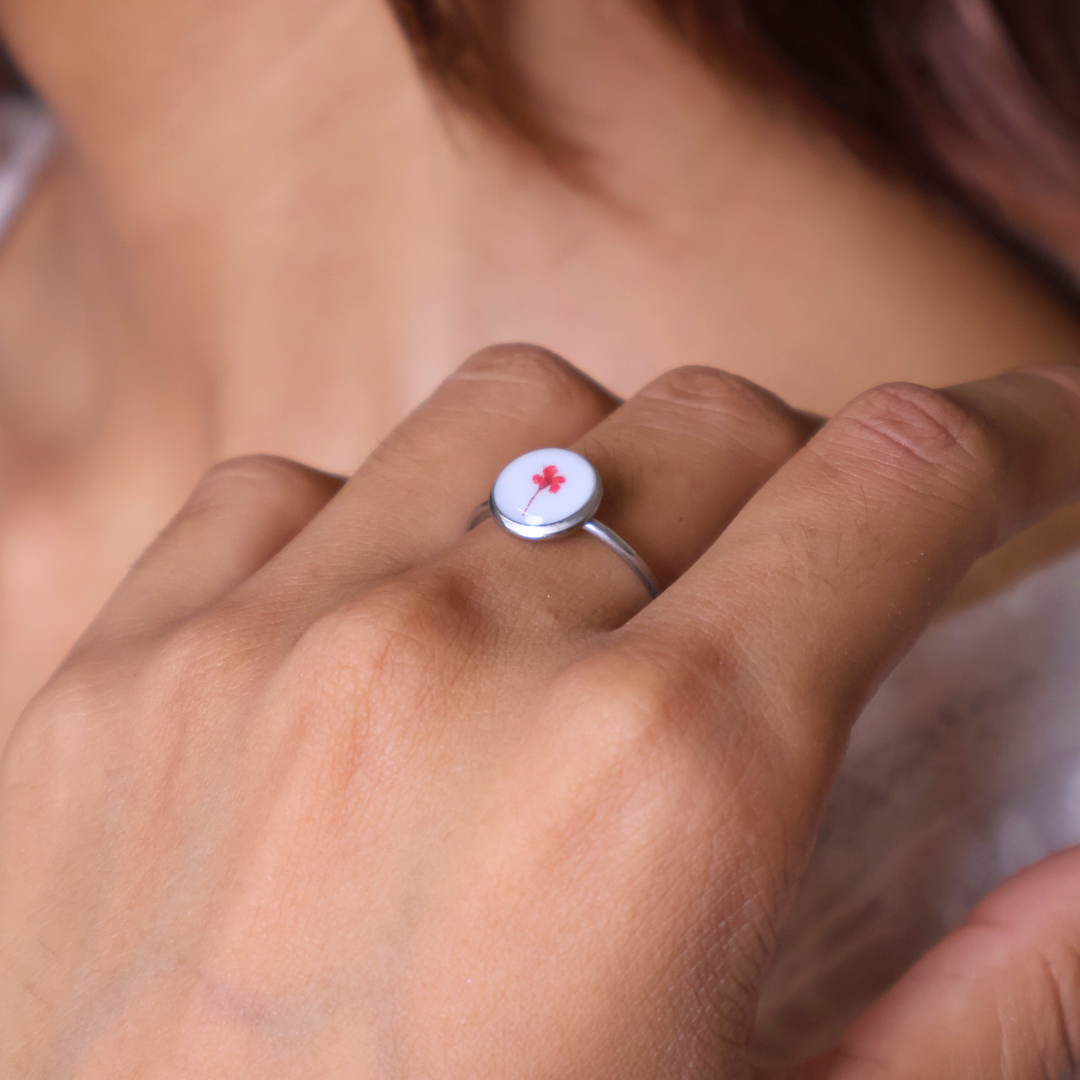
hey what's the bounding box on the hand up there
[3,346,1079,1078]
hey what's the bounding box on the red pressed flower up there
[525,463,568,514]
[532,464,566,493]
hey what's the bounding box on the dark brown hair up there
[0,41,29,96]
[388,0,1080,297]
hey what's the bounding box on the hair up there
[387,0,1080,297]
[0,41,29,96]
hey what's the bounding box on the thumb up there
[790,846,1080,1079]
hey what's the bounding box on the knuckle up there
[4,665,113,782]
[141,612,265,712]
[188,454,333,514]
[460,341,570,378]
[550,649,711,801]
[533,650,741,884]
[276,573,480,789]
[4,628,221,796]
[561,649,675,729]
[288,570,477,727]
[830,382,1003,482]
[644,366,770,413]
[639,366,810,458]
[455,343,609,412]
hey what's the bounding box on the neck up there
[3,0,1080,472]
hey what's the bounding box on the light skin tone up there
[2,0,1080,1072]
[4,346,1080,1077]
[4,0,1080,731]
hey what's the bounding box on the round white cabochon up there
[491,448,598,526]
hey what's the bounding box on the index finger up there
[624,366,1080,836]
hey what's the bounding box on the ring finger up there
[453,365,818,631]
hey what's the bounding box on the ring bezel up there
[488,477,603,541]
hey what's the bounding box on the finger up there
[77,455,343,648]
[260,344,618,605]
[451,366,817,632]
[630,368,1080,816]
[798,846,1080,1079]
[578,369,821,588]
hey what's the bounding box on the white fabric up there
[753,547,1080,1061]
[0,96,54,243]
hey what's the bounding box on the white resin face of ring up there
[490,448,601,537]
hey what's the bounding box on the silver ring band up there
[467,501,661,600]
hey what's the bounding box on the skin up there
[4,347,1080,1077]
[1,0,1080,1073]
[4,0,1080,729]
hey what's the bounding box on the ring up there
[467,448,660,599]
